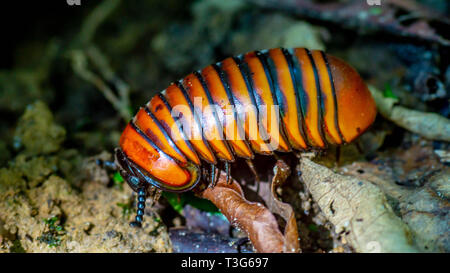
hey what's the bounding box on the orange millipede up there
[115,47,377,227]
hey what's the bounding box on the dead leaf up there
[198,170,299,253]
[267,160,300,253]
[299,157,419,252]
[340,143,449,253]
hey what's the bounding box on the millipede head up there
[116,123,201,192]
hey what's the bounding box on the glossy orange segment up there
[118,47,377,194]
[119,123,192,187]
[220,57,273,154]
[182,73,234,162]
[310,50,343,145]
[327,54,377,143]
[244,52,291,152]
[293,48,326,148]
[147,95,201,165]
[133,108,187,164]
[201,65,253,159]
[268,48,308,150]
[163,83,217,164]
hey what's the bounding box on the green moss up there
[37,216,65,248]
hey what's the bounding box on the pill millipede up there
[115,47,377,227]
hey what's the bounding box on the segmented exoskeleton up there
[115,48,377,227]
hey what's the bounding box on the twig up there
[70,0,132,122]
[78,0,122,45]
[70,49,132,121]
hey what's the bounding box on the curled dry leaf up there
[299,157,419,253]
[369,85,450,142]
[267,160,300,253]
[198,170,299,253]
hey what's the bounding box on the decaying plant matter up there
[299,156,419,252]
[197,162,300,253]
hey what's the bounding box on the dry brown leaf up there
[267,160,300,253]
[199,170,299,253]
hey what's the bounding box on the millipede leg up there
[225,162,232,185]
[246,159,260,183]
[273,153,281,161]
[152,188,162,205]
[210,164,217,188]
[246,159,260,193]
[130,187,147,228]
